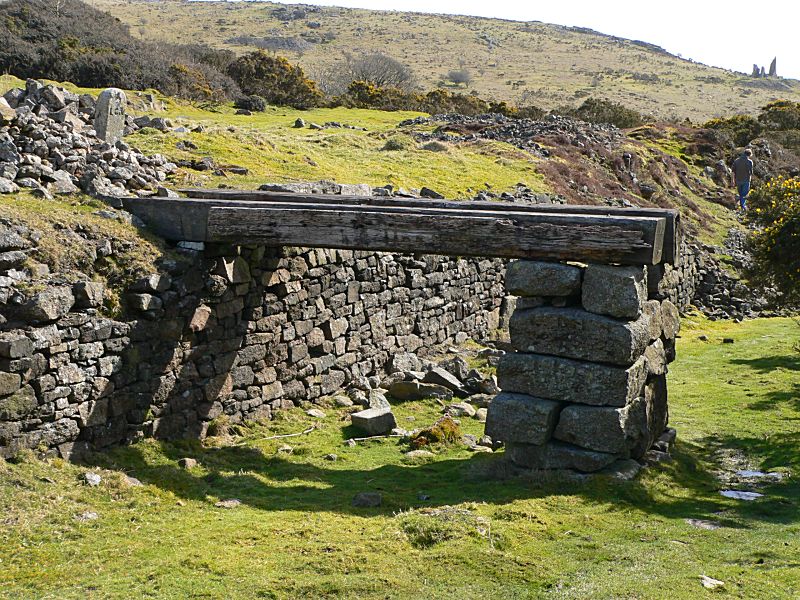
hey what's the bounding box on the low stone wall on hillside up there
[0,241,508,459]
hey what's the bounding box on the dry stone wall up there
[486,260,679,473]
[0,242,507,459]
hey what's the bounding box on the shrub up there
[704,114,762,147]
[234,95,267,112]
[746,176,800,302]
[382,136,411,151]
[0,0,240,102]
[227,51,322,109]
[758,100,800,131]
[445,68,472,86]
[563,97,646,128]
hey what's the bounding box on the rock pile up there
[399,113,623,157]
[1,80,177,199]
[486,260,678,473]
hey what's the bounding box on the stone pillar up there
[94,88,127,144]
[485,260,679,473]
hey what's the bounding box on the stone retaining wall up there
[486,260,680,473]
[0,244,507,458]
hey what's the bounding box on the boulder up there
[582,264,647,319]
[505,260,582,297]
[0,98,16,124]
[422,367,468,397]
[485,392,562,445]
[0,334,34,359]
[0,178,18,194]
[387,351,422,374]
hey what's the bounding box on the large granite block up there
[497,352,647,407]
[505,441,618,472]
[484,392,562,445]
[582,264,647,319]
[505,261,582,297]
[553,397,648,454]
[509,307,651,366]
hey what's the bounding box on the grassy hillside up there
[85,0,800,122]
[1,315,798,598]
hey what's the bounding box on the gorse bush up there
[234,95,268,113]
[704,114,763,147]
[227,51,322,109]
[0,0,239,101]
[561,97,646,128]
[746,176,800,302]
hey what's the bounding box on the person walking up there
[732,148,754,211]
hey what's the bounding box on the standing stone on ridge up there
[582,264,647,319]
[94,88,127,144]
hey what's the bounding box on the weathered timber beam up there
[203,206,665,265]
[179,188,680,264]
[123,196,666,264]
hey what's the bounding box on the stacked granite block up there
[486,260,679,473]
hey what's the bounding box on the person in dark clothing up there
[732,148,754,210]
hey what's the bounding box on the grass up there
[84,0,800,122]
[1,315,798,598]
[0,191,176,312]
[0,74,545,198]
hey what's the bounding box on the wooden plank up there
[204,206,665,265]
[179,188,680,264]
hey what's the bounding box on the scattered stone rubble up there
[1,80,177,200]
[399,113,623,158]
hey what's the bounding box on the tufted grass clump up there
[397,506,495,549]
[381,135,413,151]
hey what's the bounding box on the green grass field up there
[1,316,798,599]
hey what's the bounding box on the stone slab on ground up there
[350,407,397,435]
[497,352,648,407]
[509,307,652,366]
[484,392,562,445]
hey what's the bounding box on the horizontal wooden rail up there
[123,196,666,265]
[179,188,680,264]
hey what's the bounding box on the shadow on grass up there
[85,427,799,526]
[728,354,800,411]
[730,354,800,373]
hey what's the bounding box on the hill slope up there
[85,0,800,122]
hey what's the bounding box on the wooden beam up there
[123,196,666,264]
[203,205,665,264]
[179,188,681,264]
